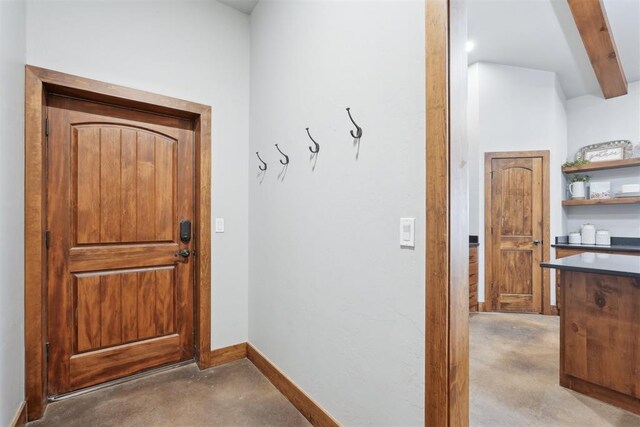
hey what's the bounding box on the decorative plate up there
[576,140,633,162]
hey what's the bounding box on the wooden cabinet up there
[554,247,640,312]
[469,246,479,312]
[560,270,640,414]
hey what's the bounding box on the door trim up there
[25,65,212,421]
[425,0,469,424]
[483,150,552,315]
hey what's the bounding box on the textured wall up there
[565,81,640,237]
[468,62,568,305]
[26,0,251,348]
[248,1,426,424]
[0,0,26,424]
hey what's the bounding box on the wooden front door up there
[46,95,195,395]
[487,155,544,313]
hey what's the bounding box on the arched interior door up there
[46,95,195,395]
[488,156,544,313]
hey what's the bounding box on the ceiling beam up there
[567,0,628,99]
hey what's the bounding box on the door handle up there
[175,249,191,262]
[532,240,541,245]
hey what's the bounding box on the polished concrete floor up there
[470,312,640,427]
[29,359,310,427]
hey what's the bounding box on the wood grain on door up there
[46,95,194,395]
[489,156,543,313]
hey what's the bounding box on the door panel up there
[47,95,194,395]
[489,157,543,313]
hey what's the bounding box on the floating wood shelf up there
[562,197,640,206]
[562,158,640,173]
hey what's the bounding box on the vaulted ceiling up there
[218,0,639,99]
[468,0,640,99]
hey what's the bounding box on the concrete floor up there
[470,312,640,427]
[29,359,310,427]
[29,313,640,426]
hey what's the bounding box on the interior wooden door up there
[488,156,544,313]
[46,95,195,395]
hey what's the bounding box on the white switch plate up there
[215,218,225,233]
[400,218,415,248]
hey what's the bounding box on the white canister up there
[581,223,596,245]
[596,230,611,246]
[568,232,582,244]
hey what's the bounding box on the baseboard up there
[10,401,27,427]
[208,342,248,368]
[246,344,339,427]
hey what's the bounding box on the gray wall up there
[0,0,26,424]
[565,81,640,237]
[26,0,252,349]
[467,63,568,305]
[248,1,426,424]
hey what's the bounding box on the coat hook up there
[346,107,363,139]
[256,152,267,171]
[306,128,320,154]
[275,144,290,165]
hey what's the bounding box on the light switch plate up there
[215,218,225,233]
[400,218,415,248]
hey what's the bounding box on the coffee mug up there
[569,181,586,199]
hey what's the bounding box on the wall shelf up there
[562,197,640,206]
[562,158,640,173]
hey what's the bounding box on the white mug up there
[569,181,586,199]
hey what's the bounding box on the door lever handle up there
[175,249,191,263]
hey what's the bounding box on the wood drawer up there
[469,265,478,285]
[469,245,479,312]
[469,246,478,264]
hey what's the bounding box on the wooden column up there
[425,0,468,424]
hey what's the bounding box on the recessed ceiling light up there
[466,41,475,53]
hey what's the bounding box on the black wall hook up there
[346,107,363,139]
[256,152,267,171]
[306,128,320,154]
[275,144,290,165]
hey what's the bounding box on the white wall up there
[565,81,640,237]
[249,1,425,425]
[26,0,251,349]
[0,0,26,424]
[468,62,567,305]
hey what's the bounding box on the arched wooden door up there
[486,153,546,313]
[46,95,195,395]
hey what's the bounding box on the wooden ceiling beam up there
[567,0,628,99]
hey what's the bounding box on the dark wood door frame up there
[25,65,212,421]
[484,150,553,315]
[425,0,469,424]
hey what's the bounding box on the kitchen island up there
[542,254,640,414]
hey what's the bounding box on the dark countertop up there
[541,254,640,279]
[552,236,640,253]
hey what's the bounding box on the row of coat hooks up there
[256,107,363,171]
